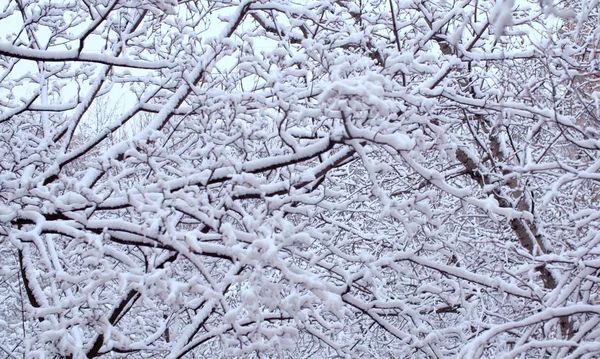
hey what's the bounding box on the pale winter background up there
[1,0,600,358]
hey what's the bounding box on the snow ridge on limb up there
[0,44,173,69]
